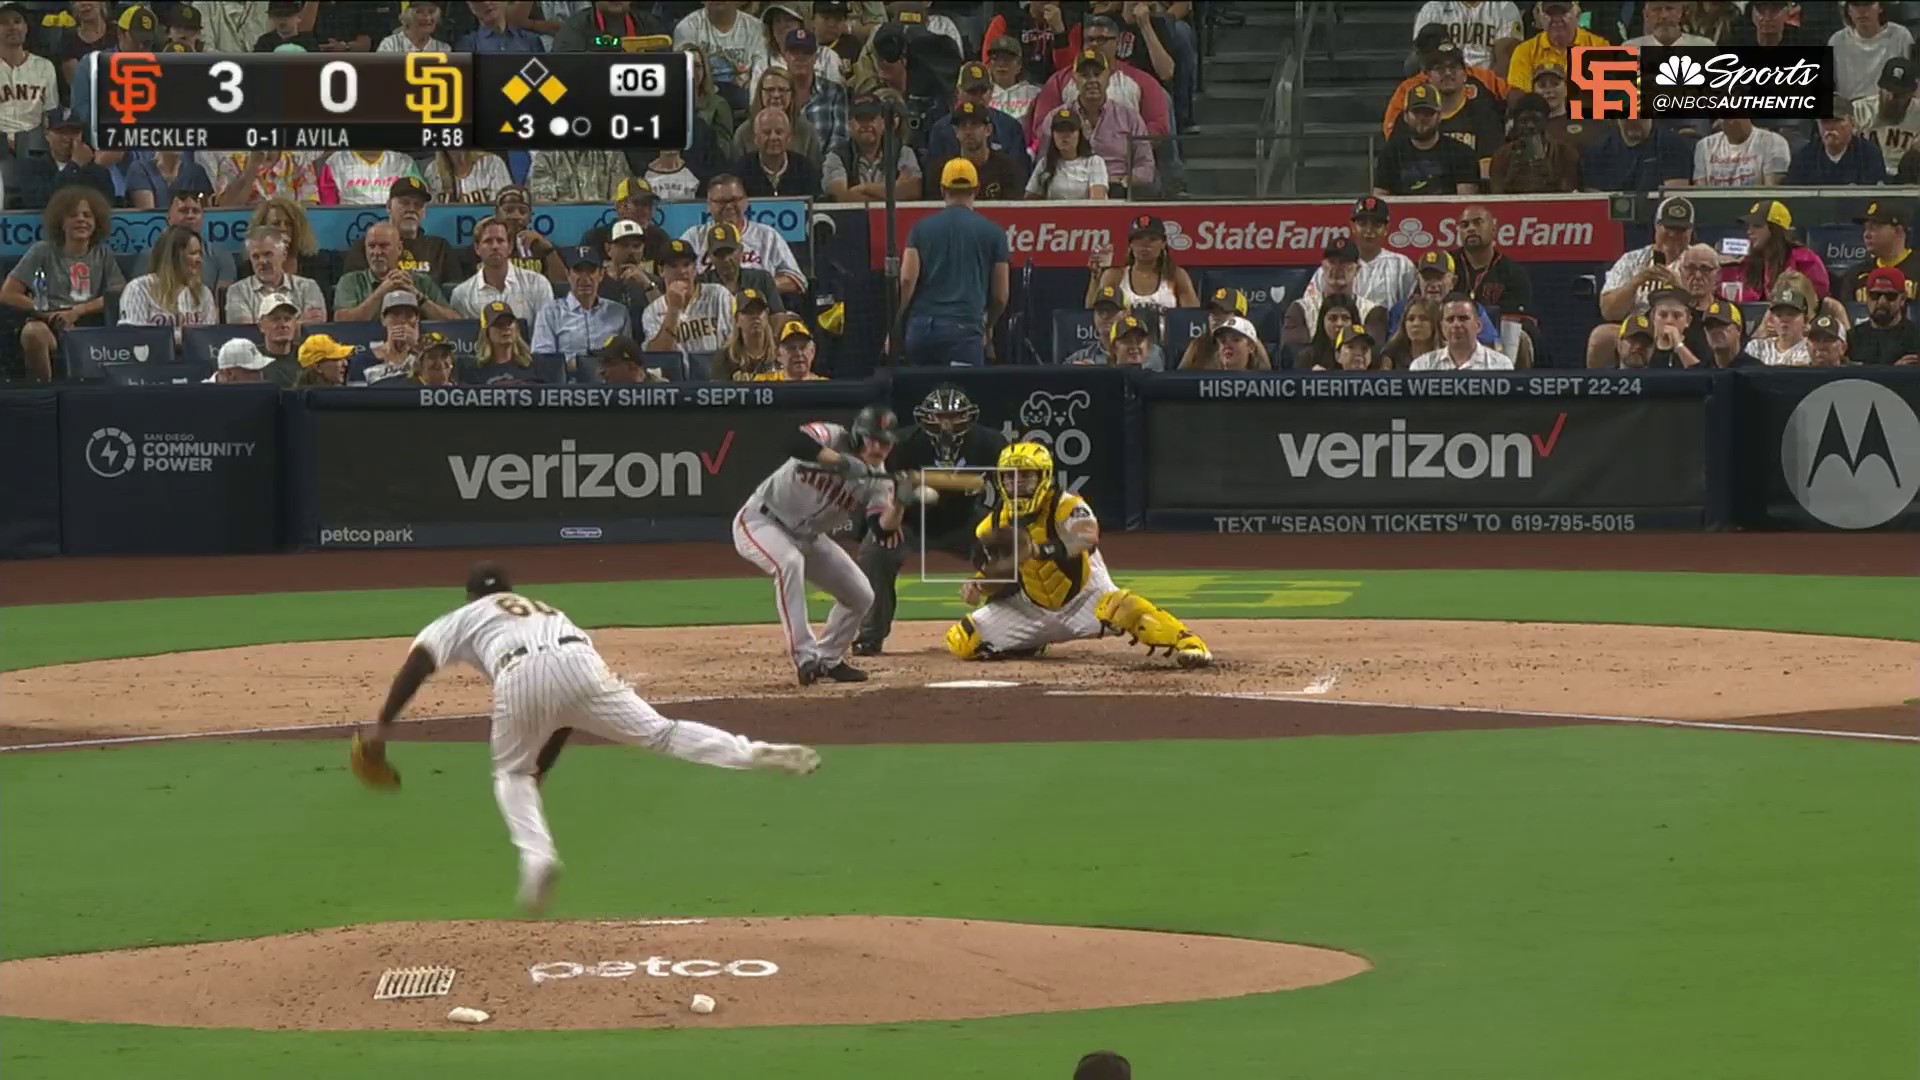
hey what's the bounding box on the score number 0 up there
[205,59,362,113]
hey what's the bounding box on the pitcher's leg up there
[571,652,818,774]
[489,669,562,910]
[804,535,875,661]
[733,508,820,669]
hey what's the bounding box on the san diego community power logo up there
[84,426,257,479]
[1782,380,1920,529]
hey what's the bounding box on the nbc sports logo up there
[1387,218,1435,249]
[1654,54,1705,86]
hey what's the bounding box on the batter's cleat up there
[821,661,869,683]
[1173,634,1213,669]
[752,742,822,775]
[796,659,822,686]
[851,641,883,657]
[517,858,561,916]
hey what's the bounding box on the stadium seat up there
[101,361,206,386]
[1738,302,1768,329]
[304,321,383,349]
[1163,307,1211,352]
[182,324,260,372]
[60,325,176,380]
[1199,267,1313,318]
[1051,309,1097,363]
[423,320,483,362]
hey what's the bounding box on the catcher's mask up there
[849,403,902,452]
[996,441,1055,518]
[913,383,978,463]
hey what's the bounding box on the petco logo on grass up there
[530,958,779,983]
[1278,413,1569,481]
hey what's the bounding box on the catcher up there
[945,441,1212,667]
[854,384,1008,657]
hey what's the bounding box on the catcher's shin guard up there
[1095,589,1213,667]
[945,616,985,660]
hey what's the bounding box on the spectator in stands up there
[1693,118,1789,187]
[710,288,777,378]
[753,319,827,380]
[458,0,544,52]
[1291,237,1389,349]
[1718,199,1832,302]
[1678,299,1761,367]
[592,334,666,385]
[1373,85,1481,196]
[1412,1,1523,74]
[326,150,424,207]
[1807,314,1851,366]
[1407,42,1506,171]
[57,1,113,91]
[577,177,657,254]
[359,292,424,384]
[1330,327,1380,371]
[490,184,566,285]
[1489,93,1579,192]
[1186,315,1265,371]
[125,149,214,209]
[70,6,161,130]
[1026,22,1171,151]
[684,43,736,135]
[1749,282,1814,365]
[294,333,353,387]
[251,293,304,386]
[205,339,273,384]
[813,1,862,70]
[341,177,460,287]
[1064,50,1153,196]
[0,3,59,154]
[335,222,458,321]
[552,1,664,52]
[254,0,316,51]
[1588,199,1699,362]
[699,221,784,313]
[427,149,513,204]
[164,4,205,52]
[398,331,455,386]
[133,182,235,292]
[1391,250,1498,346]
[378,0,450,52]
[675,1,769,110]
[451,217,553,322]
[1091,213,1197,319]
[758,4,805,68]
[824,92,923,201]
[928,61,1034,183]
[228,227,327,324]
[738,107,822,196]
[898,159,1009,365]
[2,182,115,379]
[1626,0,1713,46]
[682,174,806,294]
[247,197,323,282]
[1614,313,1657,369]
[532,245,631,366]
[985,34,1041,125]
[1787,99,1886,185]
[205,149,323,206]
[1638,285,1713,368]
[643,236,736,353]
[1027,107,1108,199]
[600,219,660,311]
[1411,294,1514,370]
[1306,197,1416,309]
[1854,58,1920,179]
[526,147,626,202]
[1846,267,1920,364]
[1843,200,1920,301]
[1833,1,1913,103]
[1385,25,1509,132]
[1097,313,1164,370]
[1170,287,1268,369]
[1688,0,1740,43]
[984,0,1073,87]
[731,68,825,165]
[116,224,215,335]
[1299,294,1362,370]
[1062,284,1125,365]
[1726,0,1810,46]
[1530,60,1601,153]
[1506,1,1603,103]
[467,301,538,384]
[1581,117,1693,191]
[637,144,699,201]
[18,107,109,207]
[1383,297,1441,369]
[928,100,1023,200]
[783,28,848,156]
[1452,204,1533,357]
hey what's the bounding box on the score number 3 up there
[207,60,245,113]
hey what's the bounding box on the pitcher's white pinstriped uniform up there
[414,593,775,877]
[732,422,891,672]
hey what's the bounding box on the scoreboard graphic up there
[90,51,693,152]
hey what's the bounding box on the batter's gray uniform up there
[732,421,892,674]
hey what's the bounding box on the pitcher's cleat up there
[753,743,822,775]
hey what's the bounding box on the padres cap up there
[420,330,455,355]
[957,61,991,89]
[1209,286,1248,316]
[615,176,656,203]
[940,157,979,190]
[298,333,355,367]
[1129,214,1166,239]
[1091,285,1124,310]
[1075,47,1109,72]
[1425,41,1466,69]
[480,300,517,327]
[1619,313,1656,340]
[1417,250,1455,275]
[661,238,696,262]
[738,287,769,311]
[706,221,742,252]
[1412,22,1452,53]
[1882,56,1918,92]
[1049,106,1082,130]
[389,175,431,202]
[1739,199,1793,230]
[1350,195,1389,223]
[1808,314,1846,339]
[1855,200,1909,227]
[610,218,646,242]
[1702,299,1744,327]
[1866,266,1909,294]
[167,4,202,29]
[1336,325,1376,346]
[1406,83,1442,112]
[779,320,814,342]
[1109,314,1151,343]
[1768,283,1810,312]
[951,100,991,126]
[594,334,643,364]
[1532,58,1568,83]
[117,5,158,39]
[1656,195,1696,226]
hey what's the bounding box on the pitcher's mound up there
[0,916,1369,1031]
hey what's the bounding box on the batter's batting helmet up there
[850,403,902,446]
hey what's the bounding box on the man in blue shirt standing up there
[457,1,545,53]
[898,159,1010,367]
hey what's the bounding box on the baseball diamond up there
[0,531,1915,1079]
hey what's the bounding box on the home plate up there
[926,680,1023,689]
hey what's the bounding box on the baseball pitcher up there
[945,442,1213,667]
[352,563,820,915]
[732,404,918,685]
[854,384,1008,656]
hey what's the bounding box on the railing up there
[1261,0,1332,197]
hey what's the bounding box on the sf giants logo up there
[1569,46,1641,120]
[108,53,162,125]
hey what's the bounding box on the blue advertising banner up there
[1736,369,1920,531]
[58,385,280,554]
[0,198,810,259]
[0,390,60,557]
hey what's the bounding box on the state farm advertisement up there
[867,196,1622,269]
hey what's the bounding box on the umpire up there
[854,384,1007,656]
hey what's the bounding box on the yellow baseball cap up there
[940,157,978,190]
[738,287,769,311]
[298,333,355,367]
[615,176,655,202]
[779,320,813,342]
[1108,314,1151,343]
[1740,199,1793,230]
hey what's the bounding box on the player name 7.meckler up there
[103,126,211,148]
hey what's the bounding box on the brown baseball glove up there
[350,730,401,790]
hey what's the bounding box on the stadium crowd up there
[2,0,1918,383]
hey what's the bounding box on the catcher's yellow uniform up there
[944,443,1211,666]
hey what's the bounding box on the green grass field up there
[2,569,1915,1079]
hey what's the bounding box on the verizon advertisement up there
[867,196,1623,269]
[307,389,871,546]
[1141,373,1712,534]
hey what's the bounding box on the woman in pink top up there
[1716,199,1831,301]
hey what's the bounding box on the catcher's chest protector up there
[989,491,1088,610]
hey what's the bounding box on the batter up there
[947,442,1213,667]
[355,563,821,915]
[733,404,909,685]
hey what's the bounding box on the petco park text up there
[530,958,779,983]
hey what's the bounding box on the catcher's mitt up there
[350,730,401,790]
